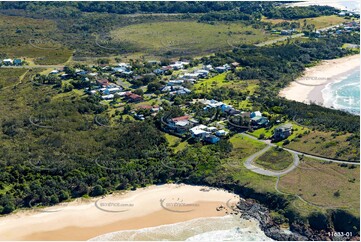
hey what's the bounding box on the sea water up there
[89,215,273,241]
[322,69,360,115]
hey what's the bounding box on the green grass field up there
[279,157,360,217]
[0,15,72,65]
[110,21,276,56]
[262,15,346,29]
[248,122,309,146]
[224,134,277,193]
[286,130,360,161]
[255,147,293,171]
[0,68,28,88]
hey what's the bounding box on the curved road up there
[244,144,300,177]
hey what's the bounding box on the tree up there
[90,185,105,196]
[133,88,144,96]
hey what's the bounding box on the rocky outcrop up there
[237,199,309,241]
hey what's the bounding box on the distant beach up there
[0,184,264,241]
[279,54,360,113]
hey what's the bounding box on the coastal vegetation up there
[0,2,359,239]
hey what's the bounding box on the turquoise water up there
[322,69,360,115]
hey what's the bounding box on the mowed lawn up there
[110,21,275,56]
[279,157,360,217]
[255,147,293,171]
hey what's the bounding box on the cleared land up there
[224,134,277,193]
[279,157,360,217]
[0,15,72,65]
[285,130,359,161]
[110,21,275,56]
[0,68,28,88]
[262,15,346,29]
[255,147,293,171]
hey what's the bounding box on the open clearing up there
[279,157,360,217]
[255,147,293,171]
[262,15,346,29]
[285,130,359,161]
[0,15,72,65]
[110,21,276,56]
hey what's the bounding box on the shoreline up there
[0,184,242,241]
[279,54,360,107]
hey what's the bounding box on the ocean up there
[89,215,273,241]
[322,68,360,115]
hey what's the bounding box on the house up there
[154,69,165,75]
[215,66,227,73]
[104,87,122,94]
[13,59,22,66]
[113,67,127,73]
[251,116,269,127]
[161,86,172,92]
[206,127,218,133]
[273,124,293,140]
[231,62,240,68]
[250,111,262,118]
[101,94,114,100]
[204,135,220,144]
[182,73,201,80]
[195,70,209,78]
[124,92,142,103]
[97,79,110,87]
[215,130,228,137]
[170,63,184,70]
[190,124,208,138]
[168,116,191,131]
[3,59,13,65]
[167,80,184,86]
[203,64,213,70]
[50,70,59,75]
[118,63,131,68]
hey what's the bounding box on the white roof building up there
[101,94,114,100]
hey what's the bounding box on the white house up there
[215,130,228,137]
[3,59,13,65]
[101,94,114,100]
[250,111,262,118]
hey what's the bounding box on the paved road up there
[241,133,360,165]
[244,144,300,177]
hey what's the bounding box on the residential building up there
[273,124,293,140]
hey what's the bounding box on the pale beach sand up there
[279,54,360,104]
[0,184,240,241]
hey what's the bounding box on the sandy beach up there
[0,184,241,241]
[279,54,360,105]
